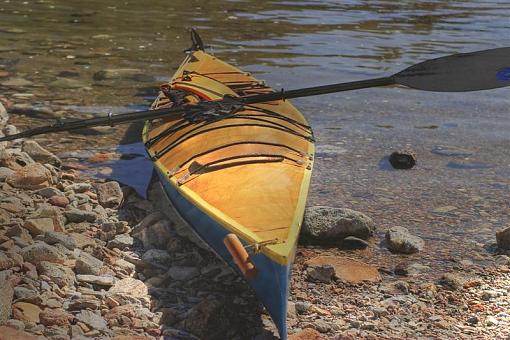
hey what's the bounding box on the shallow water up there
[1,0,509,266]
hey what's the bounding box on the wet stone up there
[385,226,424,254]
[389,149,417,169]
[302,206,375,244]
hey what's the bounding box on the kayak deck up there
[143,50,314,265]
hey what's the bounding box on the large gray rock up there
[496,226,510,250]
[302,206,375,244]
[0,271,13,323]
[385,226,424,254]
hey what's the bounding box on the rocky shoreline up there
[1,100,510,340]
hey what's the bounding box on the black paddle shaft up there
[1,47,509,142]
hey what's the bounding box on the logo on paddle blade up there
[496,67,510,81]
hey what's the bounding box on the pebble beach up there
[1,102,510,339]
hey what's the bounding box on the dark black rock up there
[389,149,417,169]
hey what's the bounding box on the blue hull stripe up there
[156,169,289,339]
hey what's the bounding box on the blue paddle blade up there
[394,47,510,92]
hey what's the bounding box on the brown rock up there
[39,308,73,326]
[96,181,123,208]
[48,195,69,208]
[305,256,381,284]
[12,302,42,323]
[0,326,40,340]
[6,163,52,189]
[24,217,55,236]
[6,225,33,245]
[289,328,326,340]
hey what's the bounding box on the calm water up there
[1,0,509,264]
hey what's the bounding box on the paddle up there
[1,47,509,142]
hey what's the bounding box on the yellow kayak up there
[142,30,314,339]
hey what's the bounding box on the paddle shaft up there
[242,77,394,104]
[0,47,508,142]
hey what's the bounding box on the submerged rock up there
[302,206,375,245]
[389,149,417,169]
[385,226,424,254]
[93,68,143,81]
